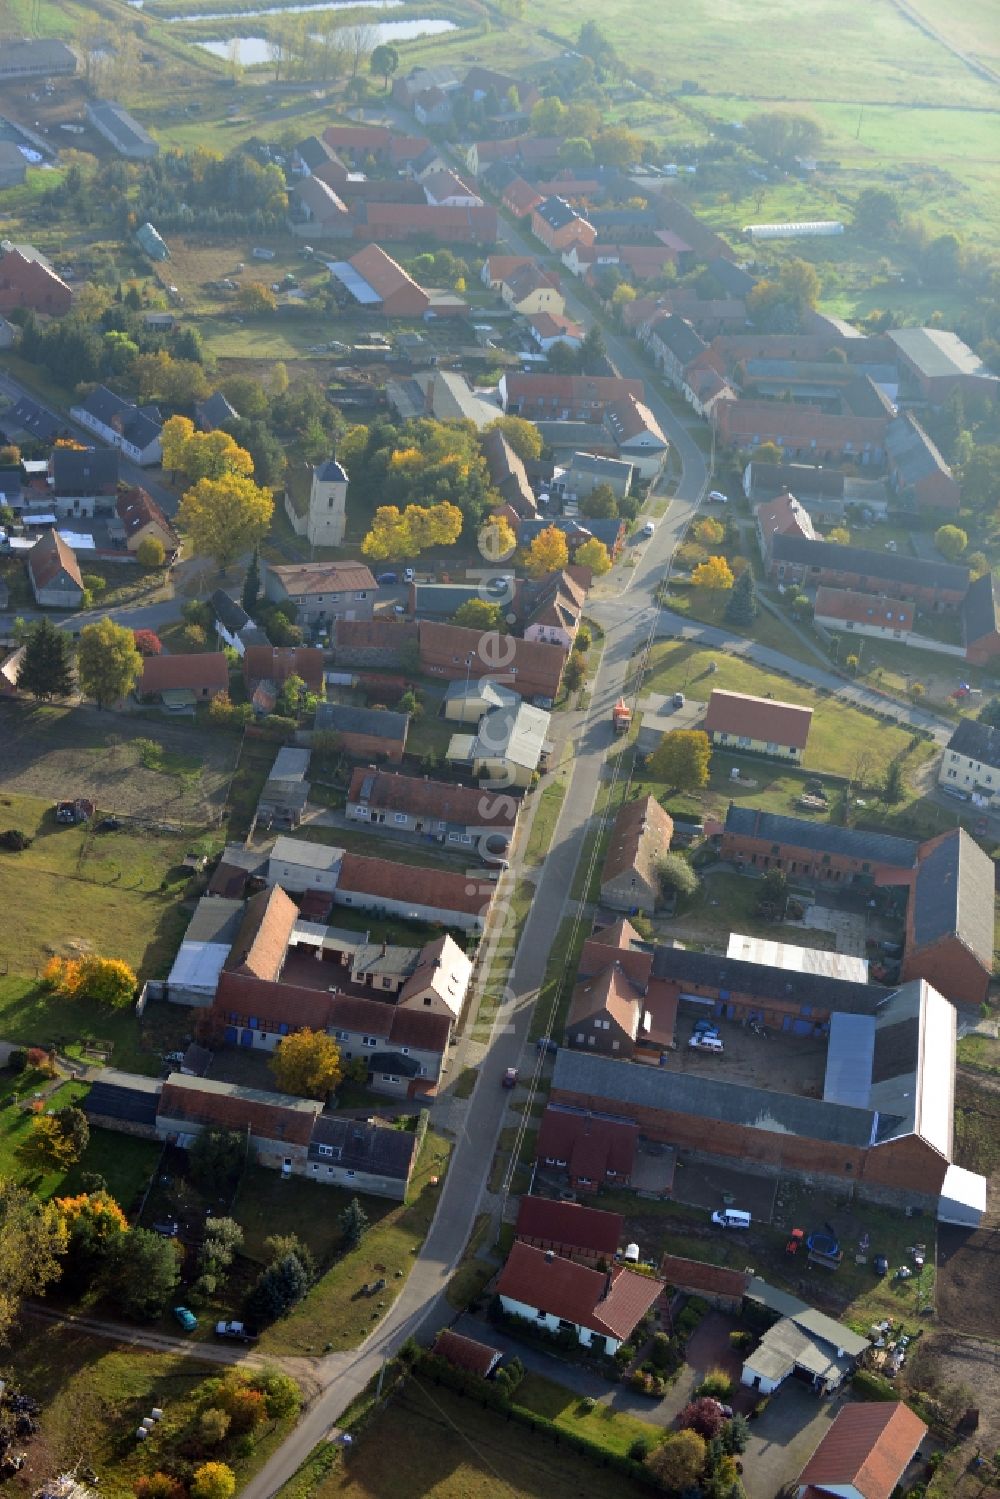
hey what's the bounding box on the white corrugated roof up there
[167,940,232,992]
[726,932,868,983]
[329,261,381,306]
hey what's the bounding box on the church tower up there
[307,458,348,548]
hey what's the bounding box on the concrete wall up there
[333,887,484,932]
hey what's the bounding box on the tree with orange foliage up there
[691,555,734,590]
[525,524,570,578]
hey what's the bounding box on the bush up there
[696,1367,733,1398]
[199,1407,231,1448]
[677,1396,726,1438]
[183,624,208,651]
[82,573,107,595]
[852,1369,898,1401]
[137,536,166,569]
[7,1048,27,1074]
[628,1436,650,1462]
[0,828,31,851]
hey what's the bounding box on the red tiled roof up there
[214,971,336,1033]
[225,886,298,982]
[497,1241,660,1341]
[606,394,667,446]
[28,528,82,591]
[326,991,450,1052]
[659,1254,750,1299]
[418,619,567,699]
[814,587,914,631]
[337,849,487,918]
[504,177,543,216]
[140,652,229,695]
[347,766,516,830]
[360,202,498,238]
[503,373,644,405]
[797,1402,927,1499]
[601,794,673,889]
[116,485,176,543]
[581,922,654,989]
[349,243,428,303]
[158,1075,319,1146]
[567,962,643,1038]
[530,312,584,340]
[704,689,813,750]
[0,247,73,314]
[515,1196,622,1256]
[755,492,818,543]
[334,618,419,652]
[323,124,392,150]
[432,1329,500,1377]
[536,1105,637,1180]
[243,645,324,693]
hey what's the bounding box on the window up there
[362,1036,377,1048]
[575,1032,584,1042]
[346,1169,356,1178]
[587,1035,595,1045]
[393,813,408,825]
[400,1046,409,1055]
[318,1144,334,1157]
[612,1040,620,1051]
[336,1030,350,1041]
[381,1074,400,1084]
[382,977,393,989]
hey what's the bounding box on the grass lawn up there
[446,1211,496,1309]
[252,1127,452,1355]
[514,1372,663,1457]
[522,776,567,868]
[665,582,825,669]
[3,1323,300,1499]
[528,915,589,1043]
[476,878,533,1032]
[643,641,918,779]
[956,1033,1000,1076]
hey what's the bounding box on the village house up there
[565,451,633,501]
[291,176,350,237]
[659,1255,749,1312]
[741,1291,868,1396]
[330,244,430,318]
[27,528,83,608]
[138,652,229,706]
[530,197,597,254]
[885,412,961,512]
[481,428,537,518]
[962,571,1000,665]
[518,569,586,650]
[712,397,887,464]
[0,37,77,78]
[442,678,520,725]
[116,486,177,555]
[0,245,72,317]
[313,703,409,764]
[264,558,377,628]
[794,1399,928,1499]
[346,765,517,853]
[603,394,669,479]
[940,717,1000,807]
[642,313,708,393]
[767,534,969,611]
[754,492,819,560]
[899,826,994,1007]
[352,201,498,247]
[813,587,914,644]
[499,261,566,317]
[464,136,565,179]
[564,917,676,1059]
[496,1240,661,1355]
[421,168,482,207]
[704,689,813,761]
[70,386,162,466]
[536,1102,638,1192]
[447,699,551,790]
[210,591,269,657]
[499,372,644,423]
[514,1197,622,1267]
[243,645,324,698]
[226,885,299,984]
[529,312,585,354]
[600,795,674,914]
[164,896,246,1007]
[194,390,239,433]
[156,1074,319,1176]
[746,460,888,522]
[887,326,999,404]
[256,745,312,829]
[502,176,544,219]
[419,619,567,702]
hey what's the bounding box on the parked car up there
[708,490,728,503]
[873,1255,889,1277]
[672,692,685,708]
[501,1066,518,1088]
[377,572,397,585]
[692,1018,719,1036]
[174,1306,197,1332]
[689,1034,724,1053]
[402,567,415,584]
[641,520,655,537]
[941,785,970,802]
[152,1218,179,1237]
[536,1037,558,1055]
[215,1320,249,1340]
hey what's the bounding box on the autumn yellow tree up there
[160,414,195,476]
[191,1464,237,1499]
[525,524,570,578]
[269,1030,342,1100]
[479,514,517,563]
[237,282,277,315]
[161,416,254,485]
[361,501,463,561]
[43,954,137,1008]
[0,1180,67,1344]
[575,537,611,576]
[694,517,724,546]
[691,555,734,589]
[648,729,711,790]
[178,474,274,572]
[55,1191,129,1254]
[484,415,543,462]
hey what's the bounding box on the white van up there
[711,1209,751,1229]
[641,520,655,537]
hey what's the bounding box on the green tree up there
[106,1227,179,1318]
[136,536,165,569]
[657,852,699,902]
[199,1408,231,1448]
[648,729,711,790]
[18,617,74,699]
[260,1369,303,1419]
[189,1128,245,1194]
[31,1105,89,1168]
[78,618,143,709]
[453,599,504,631]
[958,445,1000,511]
[563,653,586,692]
[275,673,318,720]
[339,1196,369,1250]
[853,187,901,237]
[369,42,399,89]
[756,867,789,919]
[725,568,759,626]
[576,537,612,577]
[579,324,607,374]
[935,523,968,560]
[881,759,905,806]
[979,697,1000,728]
[242,544,260,613]
[580,483,618,519]
[247,1253,310,1324]
[0,1180,67,1345]
[744,110,821,161]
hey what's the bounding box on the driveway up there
[742,1380,845,1499]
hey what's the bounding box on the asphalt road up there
[238,330,709,1499]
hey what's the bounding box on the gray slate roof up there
[315,459,347,482]
[50,447,119,496]
[961,572,999,646]
[946,714,1000,771]
[911,828,994,965]
[87,99,158,155]
[211,589,252,634]
[308,1116,417,1178]
[78,384,162,449]
[314,702,409,742]
[195,391,239,431]
[769,532,969,593]
[650,945,877,1014]
[886,413,951,484]
[551,1047,878,1146]
[707,257,756,296]
[723,805,918,869]
[650,313,706,365]
[534,196,580,231]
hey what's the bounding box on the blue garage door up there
[240,1029,254,1047]
[225,1026,238,1045]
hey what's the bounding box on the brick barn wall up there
[902,937,989,1009]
